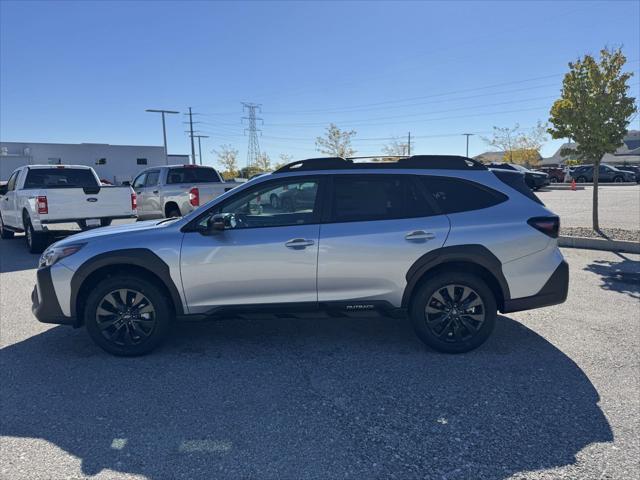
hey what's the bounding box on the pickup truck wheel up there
[166,206,181,218]
[0,215,14,239]
[85,275,172,356]
[410,272,497,354]
[24,218,48,253]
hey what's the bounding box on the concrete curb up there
[559,236,640,254]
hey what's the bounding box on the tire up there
[613,176,623,183]
[166,206,181,218]
[549,177,558,183]
[410,272,497,354]
[84,275,172,356]
[0,214,14,239]
[576,176,587,183]
[24,216,48,253]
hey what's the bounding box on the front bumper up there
[32,267,75,325]
[502,260,569,313]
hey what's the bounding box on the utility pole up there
[242,102,263,172]
[462,133,474,157]
[186,107,197,164]
[407,132,411,156]
[145,109,179,164]
[192,135,209,165]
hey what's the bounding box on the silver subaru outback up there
[32,156,568,356]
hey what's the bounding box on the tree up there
[255,152,272,172]
[548,47,636,230]
[214,144,239,180]
[381,137,410,159]
[481,122,547,166]
[274,153,294,170]
[315,123,357,157]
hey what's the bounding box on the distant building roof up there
[540,130,640,165]
[473,151,505,163]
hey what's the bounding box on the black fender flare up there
[401,245,511,308]
[70,248,184,317]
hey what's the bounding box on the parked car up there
[0,165,137,253]
[567,164,636,183]
[616,165,640,183]
[487,163,550,190]
[32,155,568,356]
[131,165,238,220]
[535,166,564,183]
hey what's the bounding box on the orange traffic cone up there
[571,179,577,191]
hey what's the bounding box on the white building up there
[0,142,190,182]
[540,130,640,166]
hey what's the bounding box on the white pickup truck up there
[0,165,137,253]
[131,165,238,220]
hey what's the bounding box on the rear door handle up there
[405,230,435,241]
[285,238,315,249]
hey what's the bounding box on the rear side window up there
[420,176,507,214]
[23,168,98,189]
[167,167,220,184]
[330,175,436,222]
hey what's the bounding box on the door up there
[142,170,162,218]
[2,170,20,227]
[131,172,148,218]
[317,174,450,307]
[180,176,324,312]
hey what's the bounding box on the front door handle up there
[405,230,436,241]
[285,238,315,249]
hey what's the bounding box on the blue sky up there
[1,0,639,167]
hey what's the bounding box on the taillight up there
[189,187,199,207]
[37,196,48,214]
[131,192,137,211]
[527,216,559,238]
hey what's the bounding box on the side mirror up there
[0,185,7,196]
[206,213,236,233]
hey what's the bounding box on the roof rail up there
[273,155,487,173]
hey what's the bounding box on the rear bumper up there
[32,267,75,325]
[502,260,569,313]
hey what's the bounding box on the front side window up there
[330,175,434,222]
[132,173,147,189]
[420,176,507,214]
[202,178,320,229]
[6,171,19,191]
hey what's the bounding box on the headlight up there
[39,243,85,268]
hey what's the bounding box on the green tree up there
[548,47,636,230]
[315,123,357,157]
[214,144,239,180]
[481,122,547,167]
[255,152,272,172]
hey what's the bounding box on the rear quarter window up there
[420,176,507,214]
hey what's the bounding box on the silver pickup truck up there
[131,165,238,219]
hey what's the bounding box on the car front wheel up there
[410,272,497,353]
[84,275,172,356]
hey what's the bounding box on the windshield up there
[23,168,98,189]
[167,167,221,184]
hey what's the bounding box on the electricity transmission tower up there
[242,102,262,169]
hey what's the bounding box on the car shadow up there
[584,253,640,300]
[1,315,612,480]
[0,236,39,273]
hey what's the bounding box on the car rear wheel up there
[410,272,497,353]
[24,217,48,253]
[576,176,587,183]
[84,275,172,356]
[0,215,14,239]
[613,176,623,183]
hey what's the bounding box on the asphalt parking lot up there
[1,236,639,480]
[538,185,640,230]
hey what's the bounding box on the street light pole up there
[462,133,474,157]
[146,109,179,164]
[192,135,210,165]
